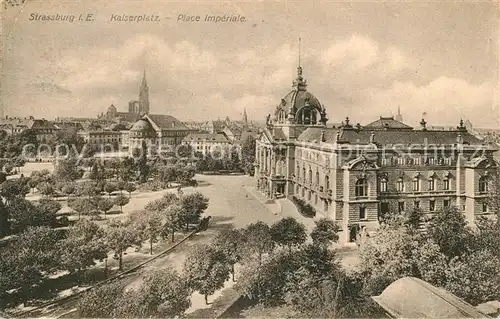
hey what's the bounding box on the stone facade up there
[255,65,499,243]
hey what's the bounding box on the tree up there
[426,206,472,260]
[77,281,126,318]
[212,229,244,281]
[104,182,117,198]
[68,197,94,220]
[0,227,62,296]
[310,218,339,248]
[7,197,59,233]
[61,182,76,200]
[130,210,162,255]
[97,197,114,219]
[243,221,275,263]
[178,192,209,231]
[145,193,179,212]
[0,179,30,203]
[359,223,448,295]
[37,182,54,198]
[60,219,108,274]
[184,244,231,304]
[270,217,307,252]
[133,268,192,317]
[118,157,135,182]
[444,249,500,305]
[124,182,136,198]
[35,198,62,219]
[241,135,256,175]
[161,204,183,242]
[53,156,83,182]
[113,194,129,213]
[105,219,138,270]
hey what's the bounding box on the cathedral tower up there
[139,70,150,115]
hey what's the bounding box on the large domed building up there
[255,62,498,244]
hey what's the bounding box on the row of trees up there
[77,217,345,318]
[0,191,211,310]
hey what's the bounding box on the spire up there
[395,105,403,122]
[141,69,148,88]
[243,107,248,128]
[293,38,307,91]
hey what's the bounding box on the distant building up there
[182,132,233,156]
[394,106,403,123]
[0,116,59,142]
[78,130,123,151]
[128,114,193,156]
[255,63,499,243]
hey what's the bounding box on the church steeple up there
[139,69,149,115]
[243,107,248,128]
[395,105,403,122]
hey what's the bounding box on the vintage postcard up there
[1,1,500,318]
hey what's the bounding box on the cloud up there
[361,77,495,127]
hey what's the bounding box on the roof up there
[146,114,189,131]
[0,118,58,131]
[182,133,230,143]
[365,116,413,130]
[372,277,488,318]
[130,119,154,132]
[297,127,484,146]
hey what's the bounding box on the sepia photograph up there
[1,0,500,318]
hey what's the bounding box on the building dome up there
[130,118,154,133]
[273,66,327,126]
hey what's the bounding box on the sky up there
[2,0,499,128]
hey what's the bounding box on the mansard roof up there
[365,116,413,130]
[297,126,485,146]
[146,114,189,131]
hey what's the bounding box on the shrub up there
[291,196,316,218]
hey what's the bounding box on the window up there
[381,202,389,214]
[325,175,330,190]
[359,206,366,219]
[414,200,420,209]
[315,194,318,204]
[412,178,420,191]
[428,177,435,191]
[302,168,306,181]
[429,200,436,212]
[398,201,405,212]
[396,178,404,192]
[428,157,435,165]
[443,178,450,190]
[414,157,421,165]
[308,169,312,183]
[443,200,450,208]
[482,202,488,213]
[479,176,488,193]
[315,171,320,185]
[308,191,311,201]
[397,157,405,165]
[355,179,368,197]
[380,178,387,192]
[381,157,388,166]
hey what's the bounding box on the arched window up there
[315,171,320,185]
[296,107,319,125]
[428,177,435,191]
[380,178,388,192]
[443,177,450,190]
[355,178,368,197]
[302,167,306,181]
[396,178,404,192]
[296,164,300,176]
[479,176,489,193]
[412,177,420,191]
[308,169,312,183]
[325,175,330,190]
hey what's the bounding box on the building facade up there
[128,114,193,156]
[255,65,498,243]
[182,132,233,156]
